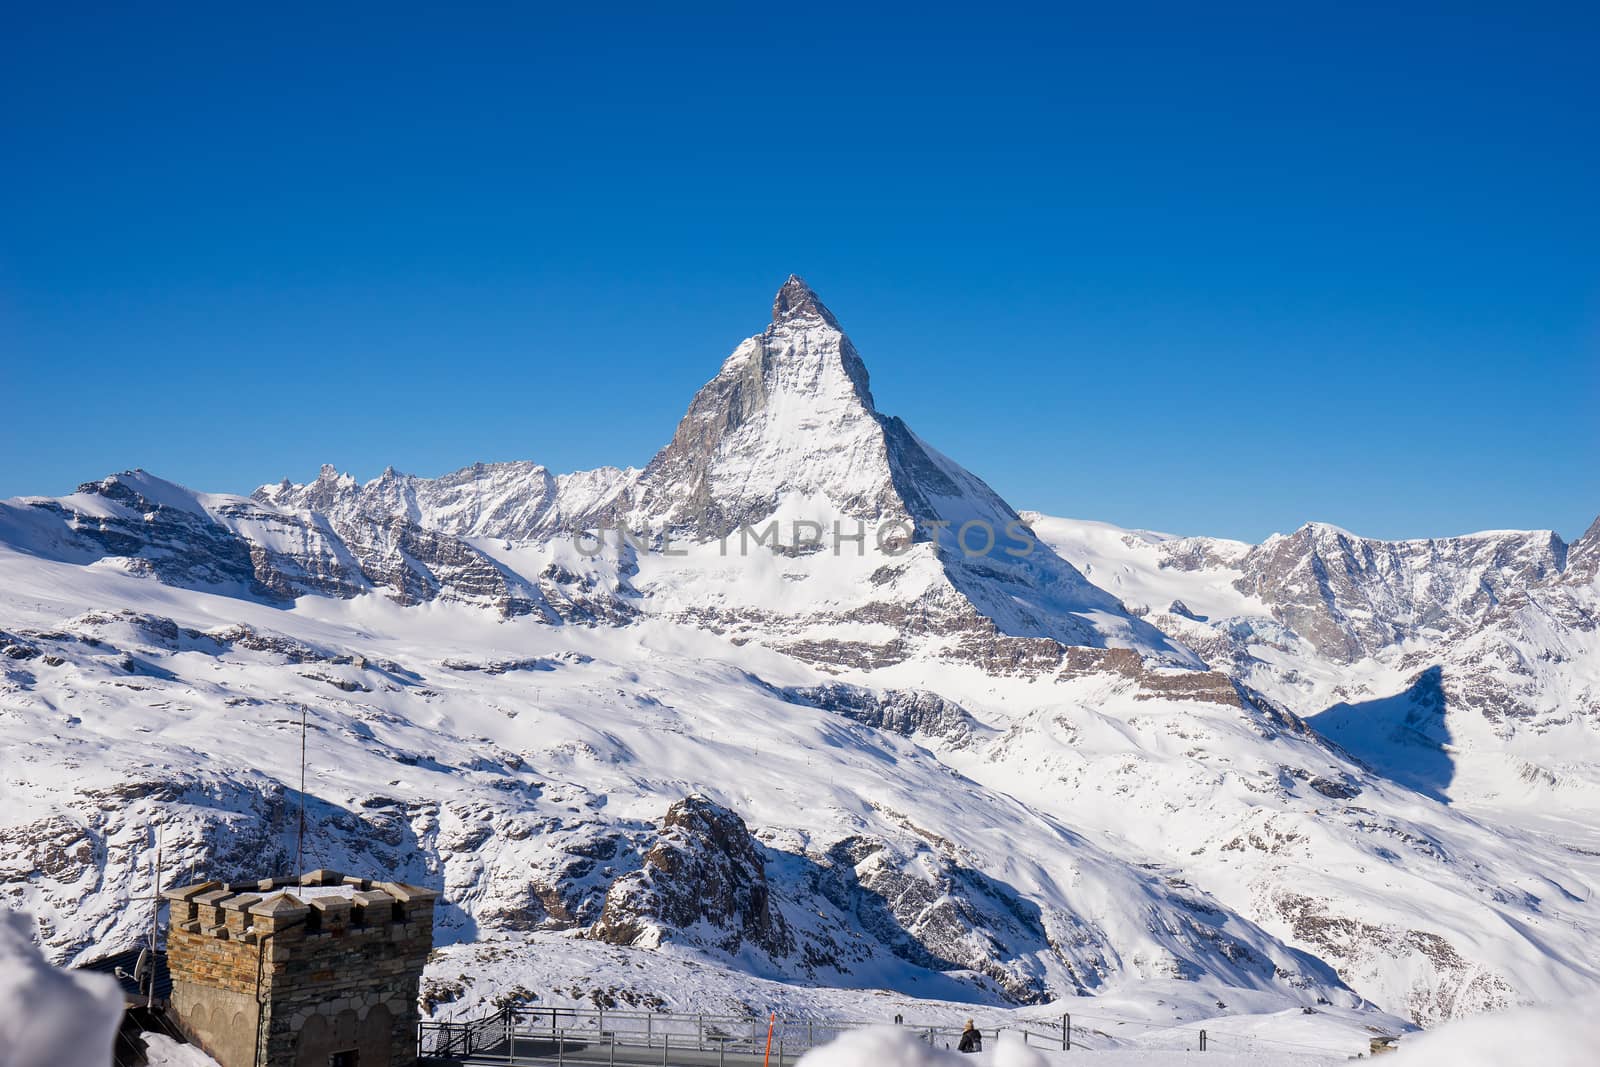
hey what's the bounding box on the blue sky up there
[3,3,1596,541]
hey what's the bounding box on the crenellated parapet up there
[164,869,437,944]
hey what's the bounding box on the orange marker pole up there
[764,1013,776,1067]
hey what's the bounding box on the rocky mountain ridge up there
[1030,512,1600,814]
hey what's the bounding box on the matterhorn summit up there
[625,273,899,537]
[247,276,1199,665]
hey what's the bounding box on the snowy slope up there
[0,550,1348,1002]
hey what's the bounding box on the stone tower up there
[162,869,437,1067]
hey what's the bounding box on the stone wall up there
[163,869,436,1067]
[168,979,259,1067]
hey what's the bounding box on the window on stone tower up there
[329,1052,358,1067]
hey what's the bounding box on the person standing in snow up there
[958,1021,982,1053]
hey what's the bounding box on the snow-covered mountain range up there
[3,277,1597,1044]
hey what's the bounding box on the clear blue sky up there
[3,3,1596,541]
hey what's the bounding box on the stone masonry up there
[163,868,437,1067]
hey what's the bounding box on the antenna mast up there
[295,705,307,883]
[148,824,161,1009]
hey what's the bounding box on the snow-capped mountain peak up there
[629,276,887,536]
[772,272,842,329]
[597,277,1198,665]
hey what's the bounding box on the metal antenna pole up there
[295,706,307,882]
[148,824,161,1008]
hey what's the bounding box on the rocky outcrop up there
[590,796,795,959]
[254,461,639,543]
[441,652,591,674]
[1565,515,1600,586]
[52,475,288,601]
[323,512,551,617]
[782,683,981,746]
[1272,891,1517,1027]
[1035,512,1600,791]
[1,471,608,620]
[814,833,1061,1002]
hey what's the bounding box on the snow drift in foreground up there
[796,1026,1341,1067]
[142,1032,222,1067]
[799,1028,959,1067]
[1391,995,1600,1066]
[0,908,124,1067]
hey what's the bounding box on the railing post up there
[610,1033,616,1067]
[664,1032,670,1067]
[1199,1029,1207,1052]
[700,1014,705,1051]
[647,1012,653,1049]
[1063,1013,1071,1052]
[559,1030,566,1067]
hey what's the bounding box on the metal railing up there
[418,1006,1034,1065]
[417,1003,1363,1064]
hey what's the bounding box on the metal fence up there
[417,1006,1063,1066]
[416,1003,1368,1065]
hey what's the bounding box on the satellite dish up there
[134,947,150,986]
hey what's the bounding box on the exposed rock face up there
[0,773,404,964]
[1272,891,1517,1027]
[782,683,982,747]
[1230,523,1567,663]
[1565,516,1600,586]
[815,833,1059,1002]
[207,494,373,601]
[321,511,552,618]
[610,277,1185,661]
[0,471,631,620]
[52,475,287,601]
[254,461,639,542]
[1421,542,1600,744]
[1,630,43,662]
[590,796,794,959]
[577,796,1326,1007]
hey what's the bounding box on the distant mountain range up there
[3,277,1597,1035]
